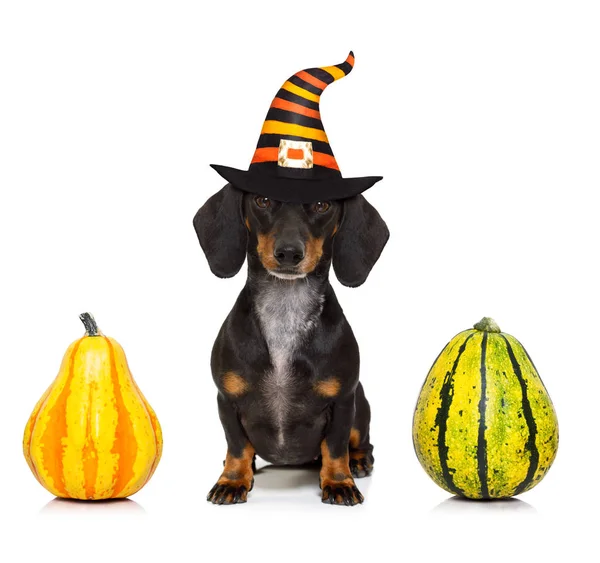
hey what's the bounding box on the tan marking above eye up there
[222,371,249,397]
[314,377,341,397]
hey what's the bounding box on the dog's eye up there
[254,196,271,209]
[313,201,331,214]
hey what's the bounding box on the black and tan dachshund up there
[194,185,389,505]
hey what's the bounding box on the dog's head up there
[193,184,389,287]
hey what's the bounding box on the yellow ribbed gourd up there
[413,317,558,499]
[23,313,163,500]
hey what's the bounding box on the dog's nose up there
[274,243,304,266]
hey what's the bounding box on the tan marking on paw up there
[218,444,255,486]
[320,439,352,483]
[349,428,361,449]
[319,439,363,504]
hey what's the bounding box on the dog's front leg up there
[320,393,364,506]
[207,393,255,505]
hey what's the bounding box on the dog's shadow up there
[254,461,321,491]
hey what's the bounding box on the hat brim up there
[210,164,382,203]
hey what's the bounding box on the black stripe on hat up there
[264,107,325,131]
[304,67,336,85]
[256,134,334,156]
[274,89,321,111]
[288,74,323,96]
[336,60,353,76]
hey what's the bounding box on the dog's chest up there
[255,282,323,442]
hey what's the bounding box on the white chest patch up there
[255,280,324,446]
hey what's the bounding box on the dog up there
[194,184,389,505]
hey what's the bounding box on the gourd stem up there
[473,317,501,333]
[79,312,99,336]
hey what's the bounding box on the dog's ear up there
[193,184,248,278]
[332,194,390,288]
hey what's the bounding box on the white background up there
[1,1,598,561]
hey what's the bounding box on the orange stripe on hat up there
[251,147,278,164]
[313,152,340,171]
[296,70,328,91]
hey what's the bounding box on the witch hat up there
[211,52,382,203]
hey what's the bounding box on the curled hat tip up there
[341,51,355,75]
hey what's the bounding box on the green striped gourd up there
[412,317,558,499]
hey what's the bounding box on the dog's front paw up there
[207,478,254,505]
[321,478,364,506]
[350,451,374,478]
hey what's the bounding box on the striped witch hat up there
[211,52,382,203]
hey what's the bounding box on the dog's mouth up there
[268,268,307,280]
